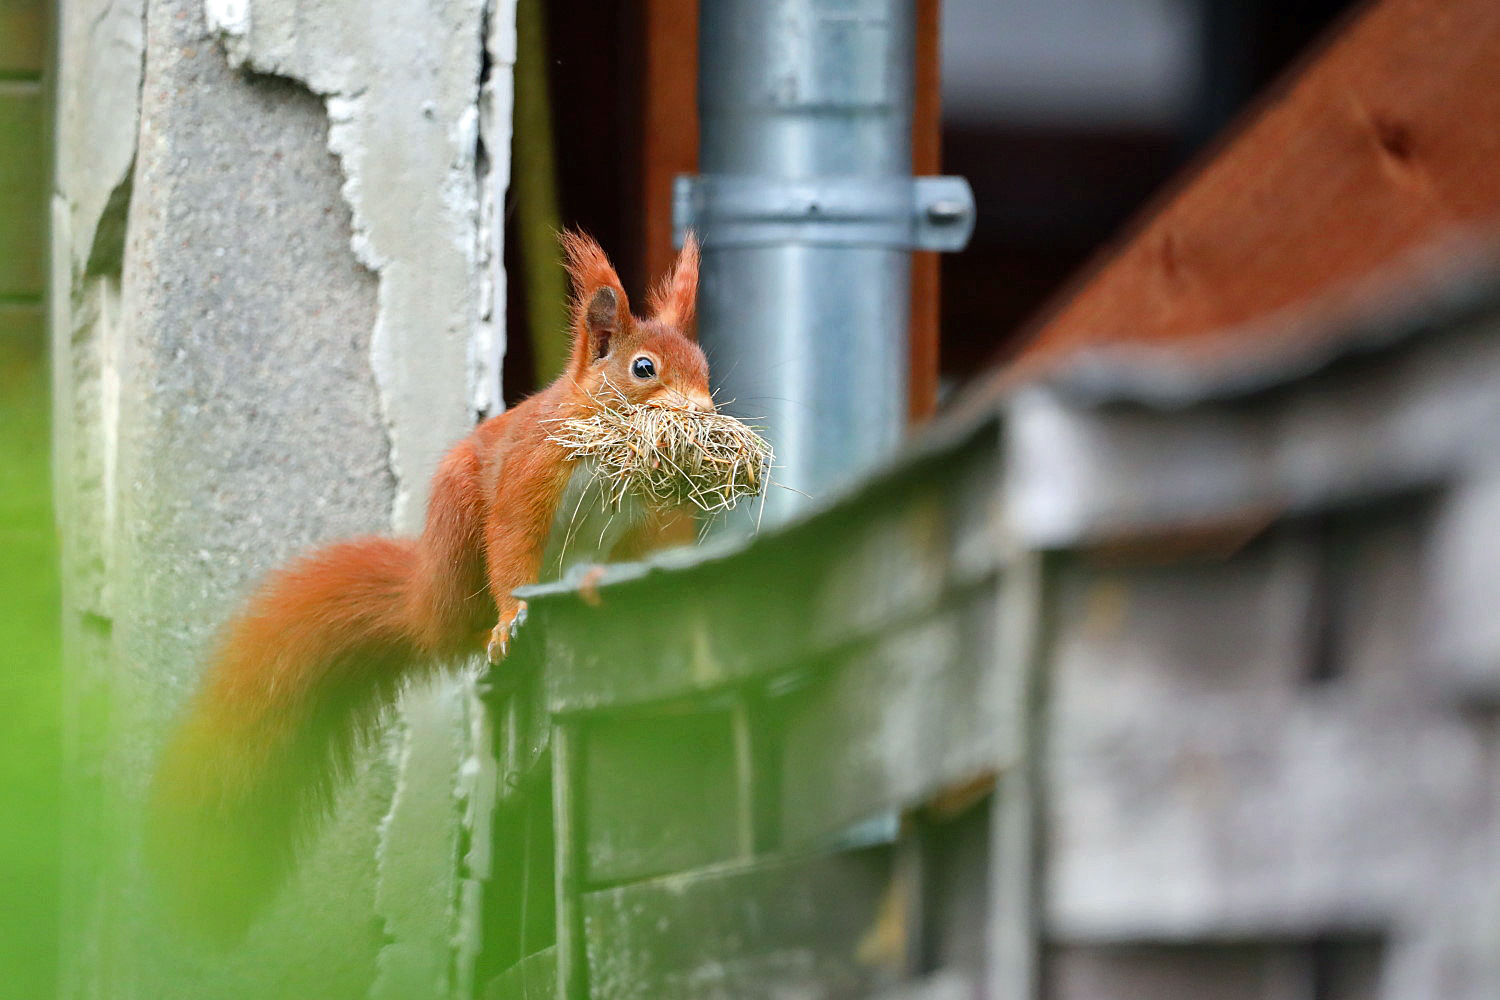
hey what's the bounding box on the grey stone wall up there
[52,0,515,996]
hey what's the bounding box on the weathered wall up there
[1017,307,1500,1000]
[52,0,515,996]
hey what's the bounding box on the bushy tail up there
[147,536,434,941]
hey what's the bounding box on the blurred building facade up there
[475,1,1500,998]
[480,226,1500,1000]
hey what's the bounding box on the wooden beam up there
[909,0,943,422]
[638,0,699,312]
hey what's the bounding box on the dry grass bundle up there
[546,382,774,514]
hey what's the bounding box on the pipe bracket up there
[674,175,976,251]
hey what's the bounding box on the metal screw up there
[925,199,966,224]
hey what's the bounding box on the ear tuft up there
[561,230,620,298]
[648,232,700,330]
[560,230,629,369]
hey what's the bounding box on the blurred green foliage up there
[0,331,60,999]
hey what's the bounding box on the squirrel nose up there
[677,389,716,413]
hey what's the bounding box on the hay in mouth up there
[546,382,773,513]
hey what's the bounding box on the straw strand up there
[545,380,774,514]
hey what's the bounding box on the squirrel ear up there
[561,230,629,368]
[584,287,620,359]
[648,232,699,330]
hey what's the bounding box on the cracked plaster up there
[53,0,514,994]
[195,1,513,994]
[203,0,503,528]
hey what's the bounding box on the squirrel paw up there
[486,603,529,664]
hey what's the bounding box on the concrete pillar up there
[52,0,514,996]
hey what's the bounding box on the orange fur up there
[148,233,708,939]
[647,231,699,331]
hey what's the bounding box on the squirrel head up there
[561,230,714,413]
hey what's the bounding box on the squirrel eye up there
[631,356,657,380]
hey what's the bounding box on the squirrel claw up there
[486,632,507,664]
[486,602,529,664]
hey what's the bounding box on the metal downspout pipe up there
[678,0,975,527]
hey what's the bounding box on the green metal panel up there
[474,415,1039,999]
[527,420,1006,715]
[581,851,897,1000]
[775,586,1004,848]
[483,946,557,1000]
[580,709,745,886]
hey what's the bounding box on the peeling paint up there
[51,4,147,995]
[54,0,145,280]
[204,0,496,528]
[473,0,518,418]
[453,667,500,996]
[60,0,510,987]
[202,0,249,49]
[196,0,512,991]
[370,680,470,1000]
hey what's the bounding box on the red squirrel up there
[148,233,710,938]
